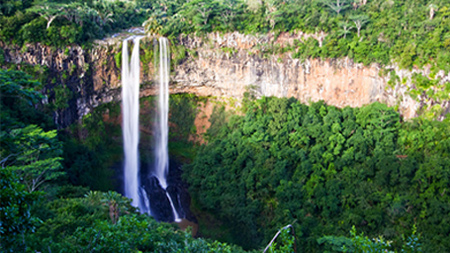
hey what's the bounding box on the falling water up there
[121,35,181,221]
[154,37,181,222]
[122,36,143,210]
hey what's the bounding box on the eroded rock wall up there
[2,31,447,126]
[1,41,90,126]
[172,32,423,119]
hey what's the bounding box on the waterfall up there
[154,37,181,222]
[154,38,170,189]
[121,35,181,222]
[122,36,143,210]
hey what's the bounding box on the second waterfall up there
[122,36,181,222]
[152,38,181,222]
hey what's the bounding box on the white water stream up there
[154,37,181,222]
[122,35,180,222]
[122,36,143,210]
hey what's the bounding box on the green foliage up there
[205,104,230,141]
[169,94,201,142]
[23,190,244,252]
[0,69,52,129]
[319,225,422,252]
[1,70,63,193]
[6,125,64,192]
[342,226,394,252]
[139,40,154,78]
[115,50,122,69]
[318,0,347,15]
[144,14,164,37]
[52,84,73,109]
[183,97,450,251]
[172,43,187,66]
[0,167,40,252]
[0,69,57,251]
[0,48,4,64]
[408,73,449,119]
[0,0,149,47]
[61,135,117,191]
[63,214,242,252]
[266,226,296,253]
[62,102,122,191]
[138,0,450,73]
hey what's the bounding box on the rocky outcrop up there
[2,31,448,126]
[1,41,89,127]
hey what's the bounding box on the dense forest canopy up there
[2,0,450,70]
[184,97,450,251]
[155,0,450,70]
[0,70,244,252]
[0,0,150,46]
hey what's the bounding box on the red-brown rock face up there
[172,32,426,119]
[3,31,448,125]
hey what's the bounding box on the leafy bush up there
[318,225,422,252]
[25,191,244,252]
[0,168,40,252]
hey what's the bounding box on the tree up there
[428,4,438,20]
[322,0,351,15]
[338,21,354,38]
[0,70,49,129]
[218,0,240,30]
[27,3,64,29]
[184,97,450,251]
[0,0,24,16]
[0,70,64,192]
[24,191,244,252]
[350,14,370,38]
[0,167,40,251]
[144,15,164,37]
[265,0,281,29]
[246,0,263,13]
[196,0,216,26]
[5,125,64,192]
[178,0,219,32]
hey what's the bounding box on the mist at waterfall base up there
[121,36,188,223]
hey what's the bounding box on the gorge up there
[2,0,450,251]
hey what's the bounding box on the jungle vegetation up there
[1,0,450,70]
[150,0,450,70]
[0,0,150,47]
[0,69,243,252]
[184,96,449,251]
[2,69,438,252]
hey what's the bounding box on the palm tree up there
[428,3,438,20]
[322,0,351,15]
[27,4,65,29]
[338,21,354,38]
[350,14,370,38]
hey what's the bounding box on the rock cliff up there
[173,32,449,120]
[2,31,448,126]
